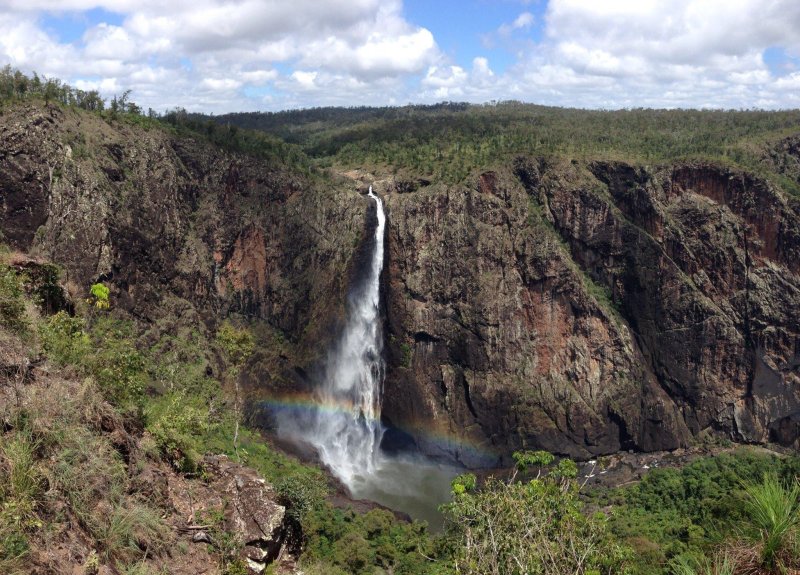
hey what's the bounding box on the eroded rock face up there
[379,158,800,465]
[576,161,800,446]
[2,101,799,468]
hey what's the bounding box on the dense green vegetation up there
[592,450,800,573]
[160,108,314,175]
[440,453,629,575]
[218,102,800,192]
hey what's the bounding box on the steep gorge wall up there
[2,101,799,468]
[377,158,800,466]
[0,103,367,364]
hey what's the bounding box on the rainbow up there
[250,391,502,467]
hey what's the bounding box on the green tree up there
[89,282,110,310]
[214,321,255,461]
[215,320,255,373]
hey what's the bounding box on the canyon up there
[2,101,799,471]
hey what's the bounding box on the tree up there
[77,90,105,112]
[215,321,255,461]
[89,283,110,310]
[43,77,61,106]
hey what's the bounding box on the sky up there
[1,0,800,113]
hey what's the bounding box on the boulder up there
[204,455,287,573]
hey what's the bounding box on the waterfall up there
[308,185,386,485]
[274,185,460,527]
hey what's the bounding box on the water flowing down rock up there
[307,186,387,484]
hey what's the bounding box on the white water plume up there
[309,186,386,485]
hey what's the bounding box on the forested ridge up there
[5,64,799,192]
[217,102,800,192]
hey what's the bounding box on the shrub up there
[0,432,44,573]
[669,552,738,575]
[147,394,210,472]
[441,451,630,575]
[98,502,169,563]
[39,311,90,365]
[276,472,330,528]
[744,474,800,570]
[596,449,800,573]
[89,283,110,309]
[0,266,27,333]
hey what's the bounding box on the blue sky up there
[39,7,125,43]
[404,0,546,74]
[1,0,800,113]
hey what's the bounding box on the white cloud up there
[439,0,800,110]
[201,77,241,91]
[82,24,138,61]
[420,57,498,101]
[240,69,277,84]
[2,0,800,110]
[0,0,441,112]
[290,70,318,90]
[499,11,534,36]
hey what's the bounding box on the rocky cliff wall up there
[2,102,798,468]
[0,103,367,363]
[377,158,800,466]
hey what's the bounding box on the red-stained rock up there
[379,158,799,465]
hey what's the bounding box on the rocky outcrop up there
[202,455,287,573]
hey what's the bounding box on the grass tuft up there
[744,473,800,570]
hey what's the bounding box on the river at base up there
[345,454,462,530]
[266,408,463,530]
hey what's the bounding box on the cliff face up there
[0,103,366,360]
[2,102,799,467]
[378,159,800,465]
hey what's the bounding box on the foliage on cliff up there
[0,251,445,575]
[0,66,313,176]
[0,255,175,573]
[0,253,310,573]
